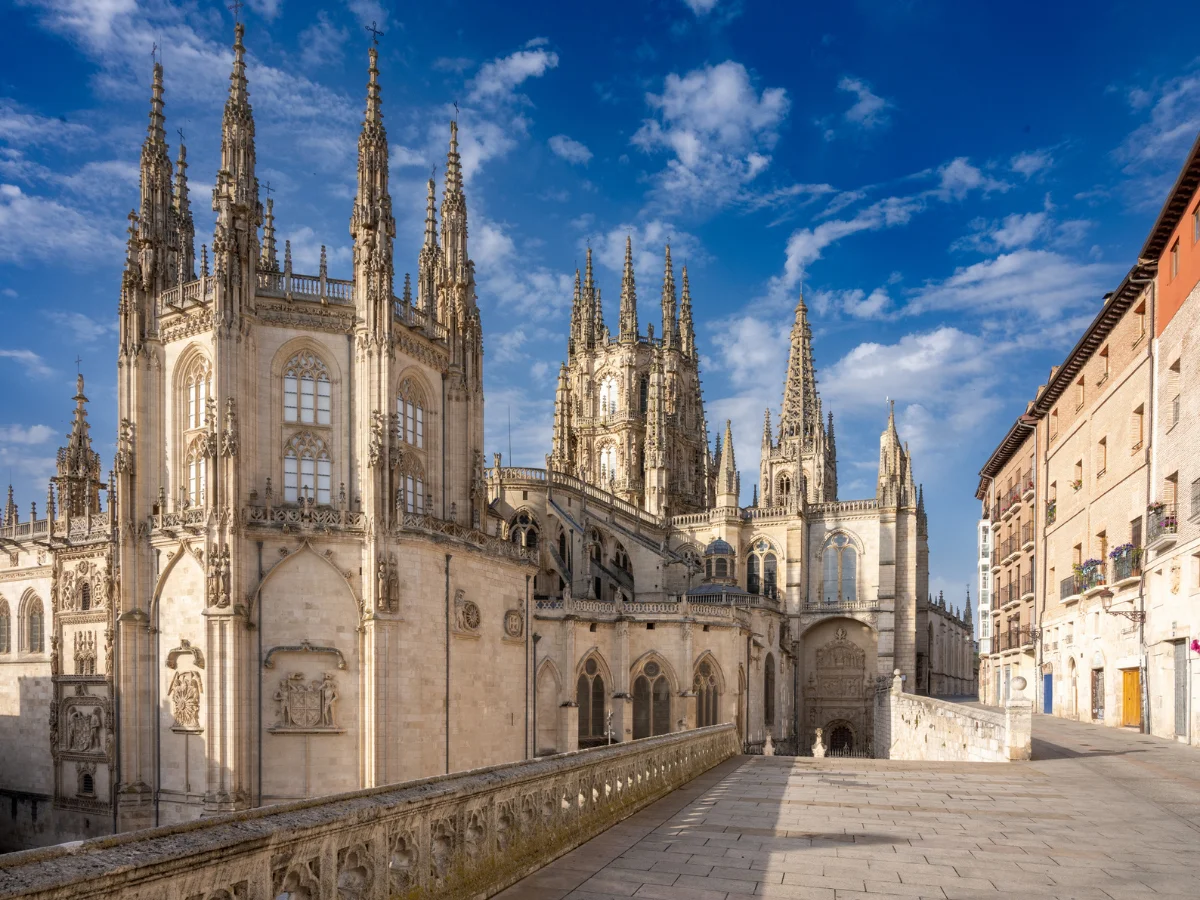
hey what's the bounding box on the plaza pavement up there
[496,714,1200,900]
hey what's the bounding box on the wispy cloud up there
[468,46,559,103]
[822,76,892,139]
[0,348,54,378]
[0,184,121,266]
[548,134,592,165]
[299,11,349,68]
[46,311,118,345]
[1010,148,1054,179]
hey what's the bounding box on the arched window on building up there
[694,659,720,727]
[822,534,857,604]
[632,658,671,739]
[714,558,728,578]
[26,597,44,653]
[510,511,539,549]
[185,437,206,508]
[777,473,792,502]
[638,375,649,413]
[284,351,332,425]
[0,599,10,654]
[284,432,332,505]
[576,656,607,747]
[747,554,760,595]
[763,652,776,726]
[599,377,618,419]
[598,444,617,485]
[745,540,779,599]
[397,378,426,449]
[183,358,211,430]
[612,541,631,575]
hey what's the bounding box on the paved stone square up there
[498,715,1200,900]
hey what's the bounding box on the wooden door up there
[1122,669,1141,727]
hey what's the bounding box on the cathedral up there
[0,24,973,851]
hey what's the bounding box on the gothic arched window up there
[745,540,778,599]
[510,511,539,549]
[747,554,760,595]
[284,432,332,504]
[599,377,618,419]
[183,358,211,430]
[632,658,671,739]
[764,652,776,726]
[598,444,616,485]
[26,597,44,654]
[185,436,206,508]
[577,656,607,746]
[397,378,426,449]
[694,659,720,727]
[822,534,857,605]
[284,351,332,425]
[0,599,10,654]
[639,375,648,413]
[777,473,792,501]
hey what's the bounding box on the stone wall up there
[0,724,739,900]
[874,672,1031,763]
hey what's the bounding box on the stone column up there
[613,619,630,741]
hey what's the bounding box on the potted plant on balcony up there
[1149,500,1165,516]
[1071,479,1083,491]
[1075,558,1104,589]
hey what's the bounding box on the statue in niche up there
[320,672,337,727]
[168,670,202,729]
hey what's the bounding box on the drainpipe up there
[524,573,531,759]
[256,540,263,806]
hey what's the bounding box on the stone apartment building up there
[976,130,1200,744]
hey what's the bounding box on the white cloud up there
[0,348,54,378]
[937,157,1009,200]
[468,47,559,103]
[433,57,473,73]
[1010,149,1054,179]
[345,0,388,27]
[0,424,55,444]
[1115,68,1200,172]
[0,98,92,147]
[812,287,893,320]
[0,184,120,266]
[838,76,892,131]
[906,249,1118,320]
[711,313,790,392]
[284,226,352,275]
[548,134,592,165]
[46,311,118,345]
[473,217,575,315]
[682,0,720,14]
[248,0,284,19]
[588,221,705,283]
[300,11,348,68]
[633,61,789,211]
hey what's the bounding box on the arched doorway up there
[826,721,855,755]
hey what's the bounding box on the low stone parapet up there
[874,671,1031,762]
[0,724,739,900]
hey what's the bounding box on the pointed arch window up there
[822,534,857,604]
[777,473,792,501]
[599,444,616,485]
[632,658,671,739]
[183,359,212,430]
[764,652,776,726]
[599,377,618,419]
[0,600,10,654]
[284,432,332,505]
[397,454,426,514]
[185,436,207,508]
[694,659,720,727]
[397,378,426,449]
[745,540,779,599]
[26,597,44,654]
[510,512,539,549]
[577,656,607,746]
[283,351,331,425]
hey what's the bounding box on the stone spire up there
[762,408,773,450]
[3,485,15,525]
[643,357,669,514]
[136,60,175,297]
[679,264,696,357]
[551,363,571,470]
[916,483,927,536]
[715,419,740,509]
[211,21,261,324]
[877,400,914,507]
[581,246,597,348]
[349,45,395,338]
[440,120,469,282]
[54,375,103,517]
[173,141,194,281]
[402,272,412,305]
[778,292,820,444]
[259,197,279,273]
[567,268,582,355]
[416,175,439,313]
[660,245,678,350]
[593,286,606,343]
[964,590,973,625]
[618,235,638,342]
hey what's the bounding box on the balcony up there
[1021,521,1035,552]
[1146,502,1178,550]
[1002,534,1021,564]
[1022,471,1035,502]
[991,548,1003,572]
[1000,582,1020,610]
[1060,573,1085,603]
[1020,571,1035,601]
[995,626,1036,653]
[1110,548,1143,587]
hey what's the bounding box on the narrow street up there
[498,715,1199,899]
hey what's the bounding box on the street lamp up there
[1097,588,1147,623]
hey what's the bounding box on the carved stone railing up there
[0,725,739,900]
[244,503,366,532]
[669,511,710,526]
[153,507,210,532]
[801,598,879,613]
[400,512,537,563]
[255,271,355,306]
[743,505,790,520]
[810,499,879,515]
[489,467,663,531]
[393,298,448,342]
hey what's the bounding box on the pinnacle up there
[364,46,384,129]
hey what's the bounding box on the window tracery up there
[284,351,332,426]
[24,595,44,654]
[185,436,207,507]
[397,378,426,449]
[396,452,426,514]
[576,654,607,747]
[284,432,332,505]
[0,599,9,654]
[598,443,616,485]
[182,357,211,431]
[746,539,779,598]
[509,511,539,549]
[598,376,618,419]
[632,657,671,739]
[764,652,776,726]
[694,658,720,727]
[822,533,857,604]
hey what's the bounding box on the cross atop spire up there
[365,20,384,44]
[228,0,244,22]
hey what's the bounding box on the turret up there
[550,363,571,471]
[53,375,103,518]
[581,247,596,348]
[618,236,638,342]
[259,197,279,273]
[417,175,439,314]
[660,245,678,350]
[778,293,820,443]
[567,268,582,356]
[679,264,696,357]
[643,358,668,514]
[173,141,194,282]
[762,408,773,451]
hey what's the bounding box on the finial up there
[228,0,244,22]
[200,243,209,276]
[365,20,384,44]
[319,244,328,278]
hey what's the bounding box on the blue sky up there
[2,0,1199,619]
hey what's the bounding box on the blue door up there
[1043,673,1053,714]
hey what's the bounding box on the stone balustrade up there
[0,724,739,900]
[874,672,1031,763]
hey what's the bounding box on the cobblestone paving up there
[497,715,1200,900]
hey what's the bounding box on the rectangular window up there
[1167,359,1181,427]
[1134,300,1147,343]
[406,475,415,513]
[1165,472,1179,507]
[1097,530,1108,561]
[300,455,315,500]
[1099,345,1110,383]
[316,457,331,505]
[1171,239,1180,280]
[1131,516,1142,548]
[1097,437,1107,477]
[284,455,298,502]
[1193,206,1200,244]
[416,406,424,448]
[1074,460,1083,489]
[1073,544,1082,567]
[284,375,298,422]
[299,377,315,424]
[1132,405,1144,452]
[1192,478,1200,520]
[1050,408,1059,440]
[1075,376,1085,410]
[316,379,331,425]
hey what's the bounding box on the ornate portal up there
[271,672,341,733]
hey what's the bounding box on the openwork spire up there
[439,119,470,287]
[146,61,167,153]
[679,263,696,357]
[136,59,175,293]
[716,419,739,507]
[581,246,597,347]
[567,267,582,354]
[660,244,677,349]
[618,235,638,342]
[778,292,821,444]
[762,407,773,448]
[55,375,103,517]
[364,46,383,129]
[173,141,194,281]
[260,197,278,273]
[350,43,395,336]
[417,176,439,313]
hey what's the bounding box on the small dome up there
[704,538,734,557]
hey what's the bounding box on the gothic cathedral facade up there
[0,25,971,851]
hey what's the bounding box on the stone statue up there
[812,728,826,758]
[168,670,202,729]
